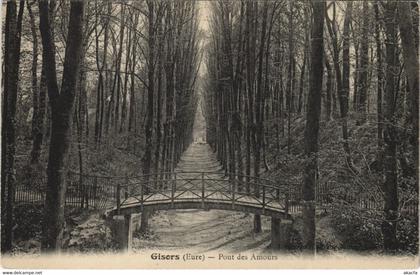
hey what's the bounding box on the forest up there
[1,0,418,257]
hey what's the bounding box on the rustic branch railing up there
[115,171,290,215]
[13,171,418,217]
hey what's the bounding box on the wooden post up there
[271,217,281,249]
[93,176,98,206]
[232,179,236,209]
[174,172,177,192]
[125,214,133,251]
[93,176,99,209]
[201,172,205,208]
[125,175,129,201]
[117,183,121,214]
[171,173,175,207]
[110,214,133,251]
[279,219,292,249]
[140,208,149,234]
[140,181,144,212]
[271,218,292,250]
[262,186,266,213]
[80,175,84,209]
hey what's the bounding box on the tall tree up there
[1,0,25,253]
[143,0,156,184]
[38,0,85,251]
[302,0,324,253]
[154,4,165,180]
[140,0,156,232]
[381,1,399,252]
[356,1,370,124]
[397,0,419,178]
[340,1,353,167]
[253,1,268,234]
[375,1,384,152]
[94,1,111,145]
[28,1,47,165]
[326,2,353,168]
[286,0,295,154]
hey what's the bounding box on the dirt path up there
[132,143,272,253]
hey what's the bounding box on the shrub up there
[316,217,342,251]
[13,203,43,241]
[397,215,419,255]
[330,204,383,251]
[288,227,303,251]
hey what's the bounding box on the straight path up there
[132,142,272,253]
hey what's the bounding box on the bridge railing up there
[13,171,418,217]
[115,171,291,215]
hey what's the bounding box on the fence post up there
[262,185,266,213]
[232,179,236,209]
[171,173,176,207]
[174,172,177,192]
[140,180,144,212]
[79,174,84,209]
[125,175,129,200]
[201,172,205,208]
[117,184,121,215]
[90,176,97,209]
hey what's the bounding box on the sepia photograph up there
[0,0,418,271]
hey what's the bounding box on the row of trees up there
[1,0,201,252]
[204,0,418,253]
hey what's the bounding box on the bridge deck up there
[107,143,293,219]
[111,188,290,219]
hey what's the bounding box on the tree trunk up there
[2,0,25,253]
[245,1,255,195]
[253,1,268,234]
[120,10,132,134]
[375,1,384,156]
[324,54,332,121]
[286,1,294,154]
[28,1,39,162]
[114,4,126,133]
[381,2,399,252]
[154,11,164,182]
[164,3,175,177]
[30,67,47,165]
[302,0,324,254]
[298,40,307,114]
[340,1,353,168]
[128,12,139,134]
[357,1,370,124]
[94,1,111,145]
[143,0,155,189]
[326,1,353,168]
[353,41,359,110]
[39,0,85,251]
[398,0,419,179]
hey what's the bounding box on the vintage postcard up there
[0,0,418,272]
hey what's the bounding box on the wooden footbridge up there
[14,170,301,219]
[108,171,293,219]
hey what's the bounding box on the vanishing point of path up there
[132,142,272,253]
